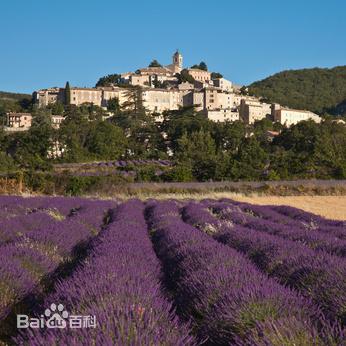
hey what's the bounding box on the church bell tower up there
[173,50,183,69]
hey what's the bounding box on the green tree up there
[95,74,122,87]
[48,101,65,115]
[230,137,269,180]
[86,121,127,160]
[312,121,346,178]
[162,163,193,182]
[148,59,162,67]
[107,97,120,114]
[213,120,246,153]
[191,61,208,71]
[162,107,213,153]
[253,118,274,147]
[211,72,223,79]
[112,87,165,158]
[0,152,16,172]
[58,107,91,162]
[176,69,195,84]
[176,130,216,162]
[77,103,106,121]
[65,81,71,105]
[10,111,53,170]
[273,120,319,154]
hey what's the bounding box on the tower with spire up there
[166,50,183,73]
[173,50,183,69]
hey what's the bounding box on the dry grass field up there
[229,195,346,221]
[122,193,346,220]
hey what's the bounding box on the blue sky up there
[1,0,345,94]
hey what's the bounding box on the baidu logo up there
[44,303,69,328]
[17,303,97,329]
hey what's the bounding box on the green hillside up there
[0,91,32,114]
[248,66,346,116]
[0,91,31,101]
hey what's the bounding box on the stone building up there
[69,87,102,106]
[5,112,33,131]
[120,51,182,87]
[165,50,183,74]
[129,74,150,87]
[142,89,183,114]
[186,68,211,82]
[212,77,233,92]
[51,115,65,129]
[216,91,233,109]
[33,88,65,107]
[239,98,271,124]
[100,87,130,108]
[273,107,321,126]
[204,109,240,122]
[34,85,131,109]
[182,90,204,111]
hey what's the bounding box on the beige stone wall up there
[51,115,64,129]
[205,109,239,122]
[213,78,232,92]
[142,89,182,114]
[70,88,102,106]
[178,82,194,90]
[187,69,211,82]
[34,88,64,107]
[232,94,243,107]
[129,75,150,86]
[248,105,267,123]
[204,88,218,110]
[275,109,321,126]
[217,92,233,109]
[6,113,32,129]
[102,88,129,108]
[239,98,272,124]
[183,89,234,114]
[182,90,204,111]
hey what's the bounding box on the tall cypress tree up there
[65,81,71,105]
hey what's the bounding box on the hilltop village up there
[5,51,321,132]
[1,51,345,185]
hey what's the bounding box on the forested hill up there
[0,91,31,101]
[248,66,346,116]
[0,91,32,113]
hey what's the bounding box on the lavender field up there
[0,196,345,345]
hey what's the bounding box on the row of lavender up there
[94,159,172,168]
[147,200,344,345]
[55,159,172,169]
[0,196,116,339]
[1,196,345,344]
[182,201,346,327]
[16,200,193,345]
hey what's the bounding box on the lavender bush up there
[16,200,194,345]
[0,199,114,327]
[147,200,340,345]
[1,196,345,345]
[182,201,346,329]
[213,202,346,257]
